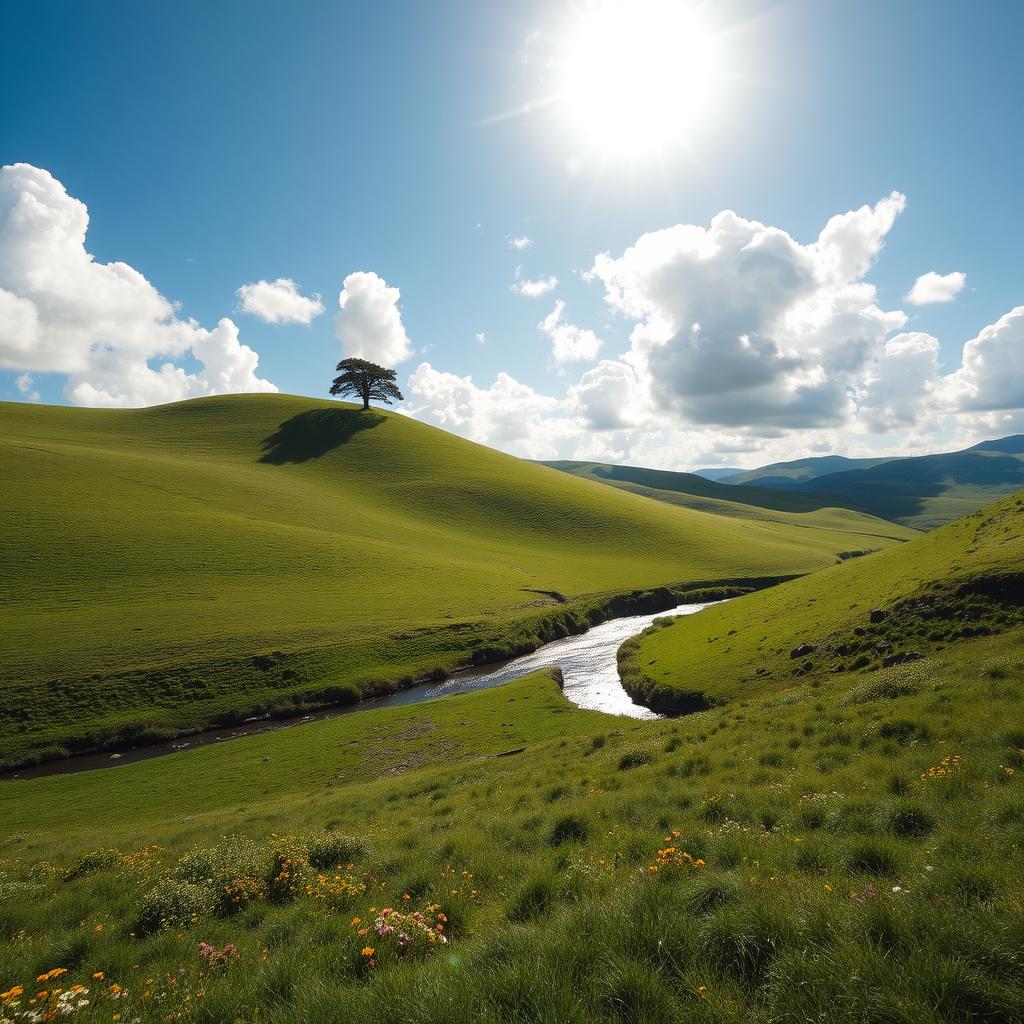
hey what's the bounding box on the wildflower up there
[93,972,105,980]
[824,883,832,893]
[362,947,375,957]
[351,917,361,927]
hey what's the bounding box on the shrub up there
[549,814,590,847]
[306,831,367,869]
[507,876,555,922]
[879,719,931,744]
[137,879,216,934]
[844,840,900,877]
[886,804,936,839]
[618,749,654,771]
[65,849,120,881]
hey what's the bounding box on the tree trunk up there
[362,397,370,410]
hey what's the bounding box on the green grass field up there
[620,492,1024,712]
[2,626,1023,1023]
[0,395,917,768]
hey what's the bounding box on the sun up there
[556,1,723,158]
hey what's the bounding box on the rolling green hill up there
[0,395,916,767]
[539,459,904,535]
[2,629,1023,1022]
[620,491,1024,713]
[724,453,893,486]
[787,441,1024,529]
[722,436,1024,530]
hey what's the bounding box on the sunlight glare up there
[558,1,722,158]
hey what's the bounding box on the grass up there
[2,624,1023,1022]
[0,394,917,768]
[620,491,1024,712]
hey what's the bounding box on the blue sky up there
[2,0,1022,468]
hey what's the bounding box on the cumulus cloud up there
[236,277,324,324]
[566,359,644,430]
[0,162,276,406]
[856,332,940,432]
[475,332,486,345]
[513,272,559,298]
[334,271,413,366]
[906,271,966,306]
[943,306,1024,413]
[508,236,533,250]
[588,193,908,430]
[407,362,569,459]
[538,300,602,363]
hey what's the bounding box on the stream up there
[3,601,719,780]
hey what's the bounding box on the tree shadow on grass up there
[259,408,385,464]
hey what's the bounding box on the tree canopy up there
[329,358,404,410]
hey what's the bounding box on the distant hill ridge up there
[548,435,1024,532]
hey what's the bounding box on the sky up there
[1,0,1023,470]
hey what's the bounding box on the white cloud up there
[0,163,276,406]
[566,359,644,430]
[334,271,413,366]
[856,332,940,432]
[508,236,533,250]
[513,273,559,298]
[942,305,1024,413]
[15,372,40,402]
[538,300,602,363]
[588,193,908,430]
[407,362,569,459]
[906,271,966,306]
[236,277,324,324]
[475,331,487,345]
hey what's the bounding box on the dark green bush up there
[618,749,655,771]
[549,814,590,846]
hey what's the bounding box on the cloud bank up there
[410,194,1024,468]
[0,163,276,407]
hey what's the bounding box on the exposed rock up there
[869,609,888,623]
[854,627,867,636]
[790,643,815,658]
[882,651,924,669]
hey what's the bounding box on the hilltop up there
[621,491,1024,713]
[0,395,915,767]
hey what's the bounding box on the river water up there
[376,600,719,718]
[3,601,718,780]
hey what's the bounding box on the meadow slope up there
[621,492,1024,712]
[1,630,1023,1022]
[0,395,916,767]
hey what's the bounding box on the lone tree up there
[329,358,404,410]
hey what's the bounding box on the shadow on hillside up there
[259,408,384,464]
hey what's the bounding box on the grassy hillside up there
[724,436,1024,529]
[790,443,1024,529]
[621,492,1024,713]
[0,395,915,768]
[540,460,912,536]
[2,629,1023,1022]
[725,454,893,486]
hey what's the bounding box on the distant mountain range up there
[543,434,1024,531]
